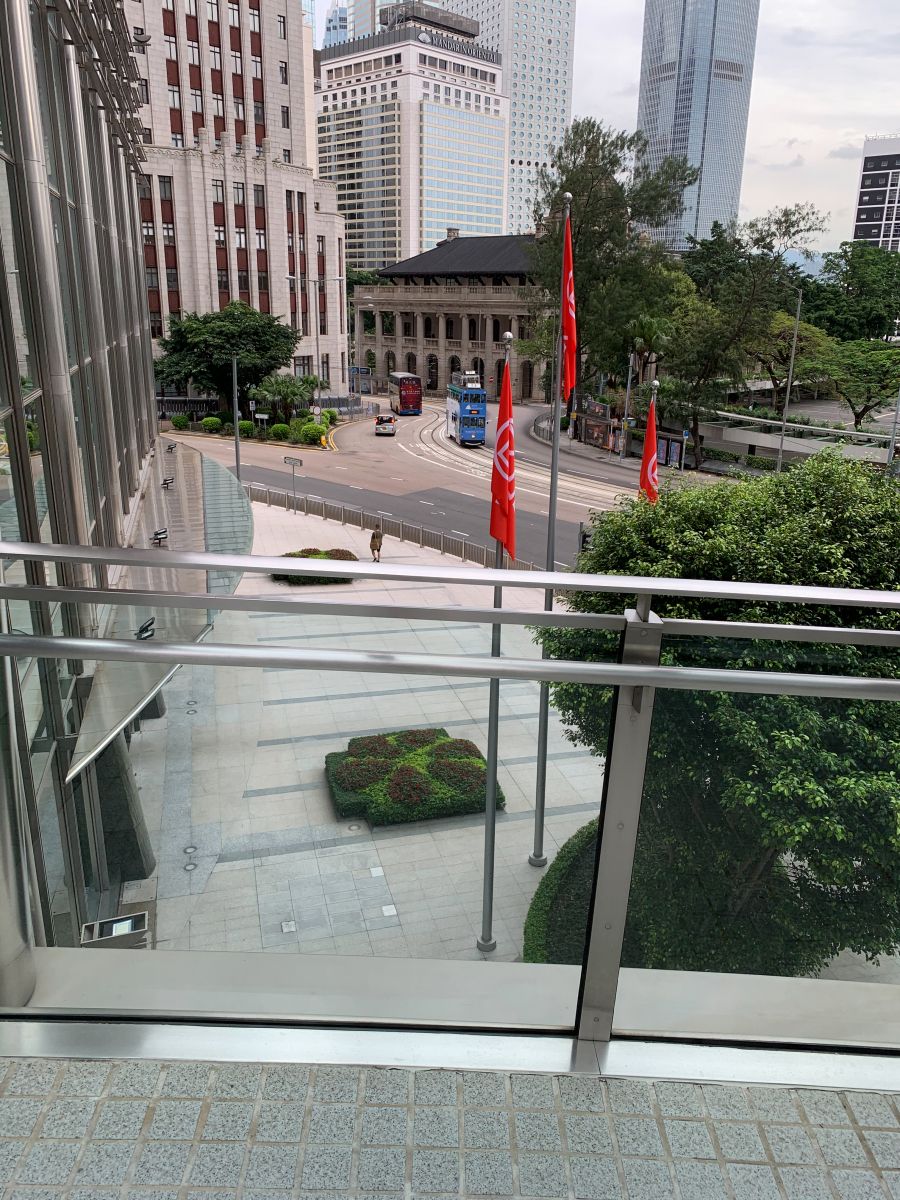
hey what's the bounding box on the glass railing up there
[0,540,896,1048]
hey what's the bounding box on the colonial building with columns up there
[353,231,546,402]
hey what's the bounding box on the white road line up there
[377,511,393,517]
[349,485,364,490]
[451,530,470,538]
[419,500,435,506]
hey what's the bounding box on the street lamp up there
[776,287,803,474]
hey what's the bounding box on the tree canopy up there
[154,303,300,411]
[803,241,900,342]
[537,454,900,977]
[811,339,900,429]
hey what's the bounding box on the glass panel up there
[0,161,39,393]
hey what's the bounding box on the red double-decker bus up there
[388,372,423,415]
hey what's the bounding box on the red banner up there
[490,360,516,559]
[639,396,660,505]
[562,213,577,400]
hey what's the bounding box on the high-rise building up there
[348,0,394,38]
[853,136,900,252]
[432,0,575,235]
[324,1,350,47]
[317,3,509,270]
[131,0,349,391]
[636,0,760,251]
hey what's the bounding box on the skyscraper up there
[433,0,575,235]
[636,0,760,250]
[348,0,393,38]
[853,136,900,252]
[324,1,350,46]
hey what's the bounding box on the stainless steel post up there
[776,288,803,473]
[477,539,505,953]
[887,384,900,472]
[620,352,634,461]
[531,193,572,867]
[232,355,241,482]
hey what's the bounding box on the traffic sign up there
[312,405,322,416]
[249,400,256,412]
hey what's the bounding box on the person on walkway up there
[370,525,384,562]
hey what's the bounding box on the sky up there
[313,0,900,251]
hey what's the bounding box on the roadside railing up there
[242,482,539,571]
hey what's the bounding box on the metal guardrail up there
[242,482,539,572]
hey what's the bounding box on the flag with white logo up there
[490,360,516,560]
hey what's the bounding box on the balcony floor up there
[0,1056,898,1198]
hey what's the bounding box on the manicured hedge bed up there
[522,819,598,964]
[272,548,358,586]
[325,728,505,826]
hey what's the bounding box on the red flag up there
[639,396,660,504]
[562,213,577,400]
[490,360,516,560]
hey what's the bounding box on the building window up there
[212,178,225,203]
[253,184,265,207]
[254,101,265,123]
[282,149,291,163]
[188,40,200,65]
[231,50,242,74]
[210,45,222,70]
[137,174,152,200]
[186,0,198,13]
[168,85,181,109]
[141,127,152,144]
[277,14,286,37]
[228,2,240,26]
[316,235,325,255]
[133,27,146,53]
[234,181,245,205]
[171,133,184,147]
[149,312,163,338]
[294,356,312,377]
[255,229,266,250]
[158,176,173,200]
[249,8,260,31]
[164,35,177,59]
[214,224,225,245]
[191,89,203,113]
[206,0,218,18]
[281,105,290,128]
[212,93,225,116]
[217,268,230,291]
[258,272,269,292]
[234,96,244,120]
[236,228,246,248]
[320,353,330,383]
[279,61,288,84]
[166,267,179,289]
[146,266,159,289]
[285,189,293,212]
[138,78,149,105]
[251,55,262,78]
[162,222,176,244]
[238,269,250,291]
[142,221,155,244]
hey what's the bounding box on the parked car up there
[375,415,397,437]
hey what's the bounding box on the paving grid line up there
[0,1060,898,1198]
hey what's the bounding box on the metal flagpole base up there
[528,853,548,868]
[477,937,497,953]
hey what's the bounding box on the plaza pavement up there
[125,501,605,963]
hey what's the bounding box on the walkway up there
[0,1056,898,1198]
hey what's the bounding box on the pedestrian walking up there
[370,525,384,562]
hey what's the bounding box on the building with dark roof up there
[353,231,546,401]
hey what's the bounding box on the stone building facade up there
[353,232,545,402]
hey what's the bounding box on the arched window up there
[385,350,396,376]
[424,316,435,339]
[406,353,417,375]
[492,318,502,343]
[521,361,534,399]
[449,355,461,376]
[494,360,505,398]
[468,318,478,342]
[427,354,439,390]
[472,357,485,386]
[446,318,456,339]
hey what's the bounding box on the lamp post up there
[620,351,634,461]
[776,287,803,473]
[887,383,900,476]
[231,353,241,482]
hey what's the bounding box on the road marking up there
[377,511,393,517]
[419,500,435,506]
[451,530,470,538]
[349,485,364,490]
[391,476,405,481]
[333,466,348,471]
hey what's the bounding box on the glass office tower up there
[637,0,760,250]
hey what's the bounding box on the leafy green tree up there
[750,310,834,410]
[154,303,300,415]
[536,454,900,976]
[524,119,697,394]
[250,373,325,413]
[803,241,900,342]
[812,340,900,429]
[626,314,673,386]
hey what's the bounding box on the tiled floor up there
[0,1058,899,1198]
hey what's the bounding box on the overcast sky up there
[314,0,899,250]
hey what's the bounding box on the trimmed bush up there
[746,453,778,471]
[201,416,222,434]
[170,414,189,431]
[222,423,234,436]
[323,408,338,426]
[271,423,290,441]
[523,820,598,965]
[300,422,328,445]
[325,728,505,827]
[238,420,254,438]
[271,547,359,586]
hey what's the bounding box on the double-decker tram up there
[446,371,487,446]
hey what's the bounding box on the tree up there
[814,340,900,429]
[750,310,834,409]
[524,119,697,394]
[347,267,380,345]
[154,303,300,414]
[626,315,673,385]
[249,372,324,415]
[537,454,900,977]
[803,241,900,342]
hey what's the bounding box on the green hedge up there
[300,422,328,445]
[271,423,290,441]
[272,548,359,586]
[238,420,254,438]
[201,416,222,434]
[170,414,189,431]
[325,728,506,826]
[746,453,777,471]
[523,819,598,964]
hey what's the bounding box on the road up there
[171,402,637,566]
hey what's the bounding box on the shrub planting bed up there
[522,819,598,964]
[272,548,359,586]
[325,728,505,826]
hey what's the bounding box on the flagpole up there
[478,332,514,953]
[530,191,572,868]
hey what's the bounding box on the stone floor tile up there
[58,1064,111,1097]
[518,1153,568,1197]
[620,1158,675,1198]
[653,1082,704,1118]
[711,1120,766,1162]
[885,1171,900,1198]
[558,1077,605,1115]
[569,1156,621,1199]
[414,1106,460,1148]
[862,1130,900,1169]
[515,1112,562,1153]
[299,1146,353,1190]
[148,1100,202,1141]
[160,1064,212,1098]
[604,1080,651,1116]
[92,1101,149,1140]
[814,1128,869,1166]
[357,1147,407,1192]
[0,1099,43,1137]
[764,1124,817,1164]
[845,1094,898,1129]
[5,1063,60,1096]
[69,1190,121,1200]
[262,1066,310,1101]
[41,1099,98,1140]
[7,1191,64,1200]
[212,1065,263,1099]
[464,1110,510,1150]
[830,1170,891,1200]
[461,1151,511,1196]
[463,1073,507,1107]
[201,1101,254,1141]
[701,1086,753,1121]
[17,1143,81,1185]
[307,1103,356,1144]
[364,1069,410,1105]
[748,1087,802,1123]
[564,1116,613,1157]
[188,1144,247,1188]
[107,1063,162,1098]
[312,1068,359,1104]
[511,1075,555,1110]
[612,1116,663,1158]
[0,1142,27,1184]
[778,1166,835,1200]
[131,1143,192,1186]
[798,1090,852,1126]
[244,1144,299,1189]
[360,1106,407,1146]
[673,1160,729,1200]
[74,1142,137,1186]
[254,1101,305,1142]
[727,1163,782,1200]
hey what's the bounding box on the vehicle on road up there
[374,415,397,437]
[388,372,423,416]
[446,371,487,447]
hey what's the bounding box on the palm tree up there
[627,315,673,385]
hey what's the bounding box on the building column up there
[437,312,447,392]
